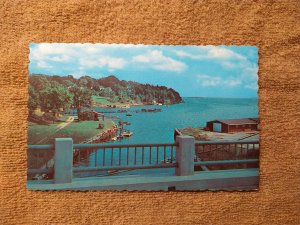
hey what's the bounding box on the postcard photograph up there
[27,43,259,191]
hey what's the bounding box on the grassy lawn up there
[92,95,128,107]
[28,118,115,144]
[92,95,113,105]
[28,118,115,174]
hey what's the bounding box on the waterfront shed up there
[206,118,259,133]
[78,110,104,121]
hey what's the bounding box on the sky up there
[29,43,258,98]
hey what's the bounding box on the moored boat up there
[122,130,133,137]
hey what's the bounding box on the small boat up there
[111,137,117,141]
[161,158,175,164]
[122,130,133,137]
[126,114,132,117]
[141,108,162,113]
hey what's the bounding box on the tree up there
[28,85,39,115]
[39,83,73,114]
[69,86,92,119]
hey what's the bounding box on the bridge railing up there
[28,137,259,184]
[73,143,177,174]
[194,140,259,170]
[27,144,54,179]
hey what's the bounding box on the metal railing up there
[194,140,259,169]
[27,138,259,183]
[27,145,54,179]
[73,143,177,173]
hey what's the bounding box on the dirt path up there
[36,116,74,144]
[55,116,74,132]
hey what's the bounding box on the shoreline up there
[82,122,118,144]
[92,100,183,109]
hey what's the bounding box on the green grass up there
[179,127,210,141]
[92,95,128,107]
[28,123,58,144]
[92,95,113,105]
[28,118,115,144]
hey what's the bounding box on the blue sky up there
[29,43,258,98]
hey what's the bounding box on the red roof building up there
[206,118,259,133]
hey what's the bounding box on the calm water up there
[97,97,259,144]
[79,97,258,176]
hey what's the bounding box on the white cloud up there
[208,47,246,60]
[100,57,126,69]
[79,57,127,70]
[30,43,77,69]
[85,46,102,54]
[49,55,70,62]
[245,82,258,90]
[242,63,258,78]
[31,43,75,60]
[78,58,98,68]
[224,79,242,87]
[30,44,258,93]
[175,46,254,74]
[221,61,236,69]
[175,46,246,61]
[197,74,241,87]
[30,43,129,71]
[175,50,201,59]
[197,75,222,87]
[176,46,258,89]
[36,61,52,69]
[133,50,186,73]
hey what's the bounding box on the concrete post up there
[54,138,73,183]
[176,136,195,176]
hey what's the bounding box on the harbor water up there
[97,97,259,144]
[76,97,259,177]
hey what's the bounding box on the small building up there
[78,110,104,121]
[206,118,259,133]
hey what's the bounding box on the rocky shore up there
[83,124,119,144]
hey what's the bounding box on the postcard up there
[27,43,259,191]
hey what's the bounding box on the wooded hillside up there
[29,74,182,116]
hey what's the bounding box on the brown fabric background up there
[0,1,299,224]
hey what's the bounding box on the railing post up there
[54,138,73,183]
[176,136,195,176]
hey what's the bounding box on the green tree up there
[69,86,92,120]
[28,84,39,115]
[39,83,73,114]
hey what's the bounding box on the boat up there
[122,130,133,137]
[161,158,175,164]
[119,121,130,126]
[141,108,162,113]
[111,137,117,141]
[126,114,132,116]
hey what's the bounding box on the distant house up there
[206,118,259,133]
[78,110,104,121]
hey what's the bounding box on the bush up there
[42,113,56,122]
